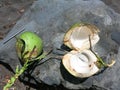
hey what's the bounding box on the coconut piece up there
[64,23,100,51]
[62,50,99,78]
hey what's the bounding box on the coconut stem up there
[88,35,115,68]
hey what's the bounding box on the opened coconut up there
[62,23,115,78]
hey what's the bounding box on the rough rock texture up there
[0,0,120,90]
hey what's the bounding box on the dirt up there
[0,0,120,90]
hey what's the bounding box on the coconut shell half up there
[62,50,99,78]
[63,23,100,51]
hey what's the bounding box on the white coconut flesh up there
[62,50,99,78]
[70,26,100,50]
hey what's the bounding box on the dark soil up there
[0,0,120,90]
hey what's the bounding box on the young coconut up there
[62,50,99,78]
[64,23,100,51]
[16,31,43,62]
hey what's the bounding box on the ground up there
[0,0,120,90]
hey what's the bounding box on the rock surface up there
[0,0,120,90]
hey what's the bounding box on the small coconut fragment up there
[62,50,99,78]
[64,23,100,51]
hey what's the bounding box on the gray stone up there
[111,31,120,45]
[0,0,120,90]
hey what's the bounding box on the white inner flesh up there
[70,27,99,49]
[70,27,89,48]
[70,53,92,73]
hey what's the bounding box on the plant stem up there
[3,60,28,90]
[3,51,47,90]
[88,35,115,68]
